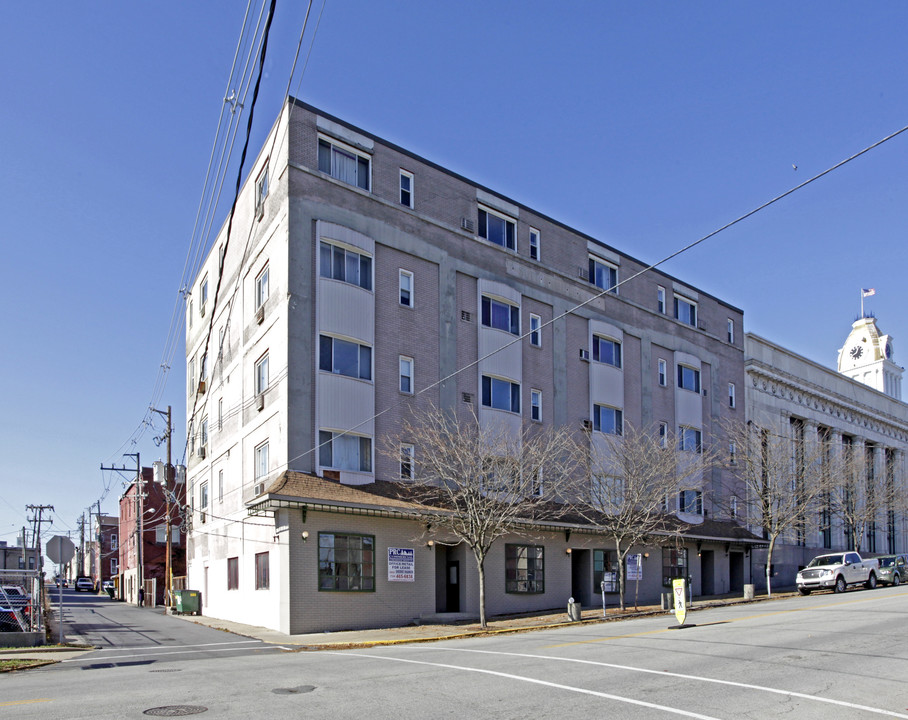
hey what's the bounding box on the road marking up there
[61,644,283,663]
[332,652,721,719]
[440,648,908,719]
[86,639,263,653]
[0,699,53,707]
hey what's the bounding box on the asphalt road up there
[4,585,908,719]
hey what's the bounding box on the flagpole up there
[861,288,864,318]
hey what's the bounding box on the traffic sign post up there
[46,536,75,644]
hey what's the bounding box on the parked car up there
[75,577,94,592]
[102,580,114,591]
[875,554,908,586]
[796,552,879,595]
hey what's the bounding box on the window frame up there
[255,264,270,310]
[319,334,373,381]
[200,481,209,524]
[678,426,702,453]
[318,431,373,473]
[481,375,521,414]
[728,382,736,408]
[400,443,414,480]
[677,364,701,393]
[657,286,666,314]
[592,335,622,368]
[478,205,516,251]
[318,240,373,291]
[662,547,688,587]
[505,543,545,594]
[255,551,270,590]
[679,489,703,515]
[227,557,239,591]
[658,358,667,386]
[399,269,413,308]
[593,404,623,435]
[529,227,540,261]
[589,256,619,294]
[254,441,269,481]
[399,355,414,394]
[727,318,735,344]
[255,162,269,212]
[529,313,541,347]
[255,352,269,396]
[481,295,520,336]
[318,135,371,191]
[399,169,413,208]
[674,295,697,326]
[318,532,375,592]
[530,389,542,422]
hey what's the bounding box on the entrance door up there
[729,552,744,592]
[446,561,460,612]
[701,551,715,595]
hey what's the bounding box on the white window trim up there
[727,318,735,344]
[530,388,542,423]
[589,255,619,294]
[400,443,414,479]
[658,358,667,386]
[255,264,270,310]
[399,169,414,208]
[318,133,372,191]
[530,313,541,347]
[399,269,414,308]
[728,382,736,408]
[400,355,414,395]
[529,227,540,261]
[657,286,666,314]
[255,162,269,214]
[255,352,269,396]
[674,294,698,326]
[478,204,517,252]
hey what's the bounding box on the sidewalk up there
[0,589,794,665]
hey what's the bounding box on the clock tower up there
[837,316,903,400]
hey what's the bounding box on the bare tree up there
[569,423,710,611]
[386,404,582,628]
[721,419,831,596]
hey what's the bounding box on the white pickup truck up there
[796,552,879,595]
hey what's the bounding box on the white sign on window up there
[388,547,415,582]
[627,554,643,581]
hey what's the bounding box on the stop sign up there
[46,535,75,564]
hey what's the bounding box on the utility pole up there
[77,513,86,577]
[25,505,53,614]
[152,405,173,607]
[102,454,142,605]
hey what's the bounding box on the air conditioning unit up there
[197,380,206,395]
[198,446,207,459]
[461,217,475,233]
[462,392,473,404]
[581,419,593,431]
[461,310,472,322]
[255,305,265,324]
[253,482,265,497]
[579,349,590,361]
[255,393,265,411]
[578,266,589,281]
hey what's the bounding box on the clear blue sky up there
[2,2,906,549]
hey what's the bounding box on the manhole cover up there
[272,686,316,695]
[143,706,208,717]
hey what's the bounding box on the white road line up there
[85,640,262,654]
[439,648,908,719]
[61,644,283,663]
[331,652,721,719]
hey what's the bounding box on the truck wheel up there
[894,574,901,587]
[866,573,877,590]
[798,588,811,596]
[834,575,846,593]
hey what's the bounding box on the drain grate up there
[150,669,182,673]
[143,706,208,717]
[272,686,316,695]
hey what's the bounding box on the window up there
[727,318,735,344]
[731,496,739,518]
[679,489,703,515]
[589,257,618,294]
[189,358,195,397]
[482,375,520,413]
[218,398,223,430]
[255,441,269,481]
[674,295,697,326]
[255,552,270,590]
[200,275,209,315]
[592,336,621,368]
[662,547,688,587]
[111,559,118,575]
[319,335,372,381]
[659,422,668,448]
[227,557,239,590]
[529,314,541,347]
[255,265,270,310]
[529,227,540,260]
[677,365,701,393]
[255,353,269,395]
[200,416,208,448]
[200,482,209,523]
[318,533,375,591]
[189,299,194,328]
[505,544,544,593]
[481,295,520,335]
[658,359,667,386]
[657,286,666,314]
[591,475,624,506]
[729,442,737,466]
[399,270,413,307]
[593,404,623,435]
[530,389,542,422]
[594,549,618,592]
[399,169,413,208]
[218,469,224,502]
[319,241,373,291]
[318,136,370,190]
[399,356,413,394]
[319,431,373,472]
[200,354,208,384]
[255,163,269,213]
[111,533,118,550]
[728,382,736,408]
[400,444,414,479]
[678,426,702,453]
[478,206,516,250]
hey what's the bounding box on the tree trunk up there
[765,535,776,597]
[473,548,487,629]
[616,544,627,611]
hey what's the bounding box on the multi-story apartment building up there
[118,468,185,605]
[90,515,118,590]
[746,321,908,588]
[185,98,757,633]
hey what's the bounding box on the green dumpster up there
[174,590,202,615]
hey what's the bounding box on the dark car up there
[876,554,908,586]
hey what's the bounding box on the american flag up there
[862,288,876,298]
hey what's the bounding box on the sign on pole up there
[672,578,688,626]
[46,535,75,564]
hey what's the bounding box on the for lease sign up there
[388,547,415,582]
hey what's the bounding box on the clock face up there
[850,345,863,360]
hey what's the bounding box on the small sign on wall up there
[388,547,415,582]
